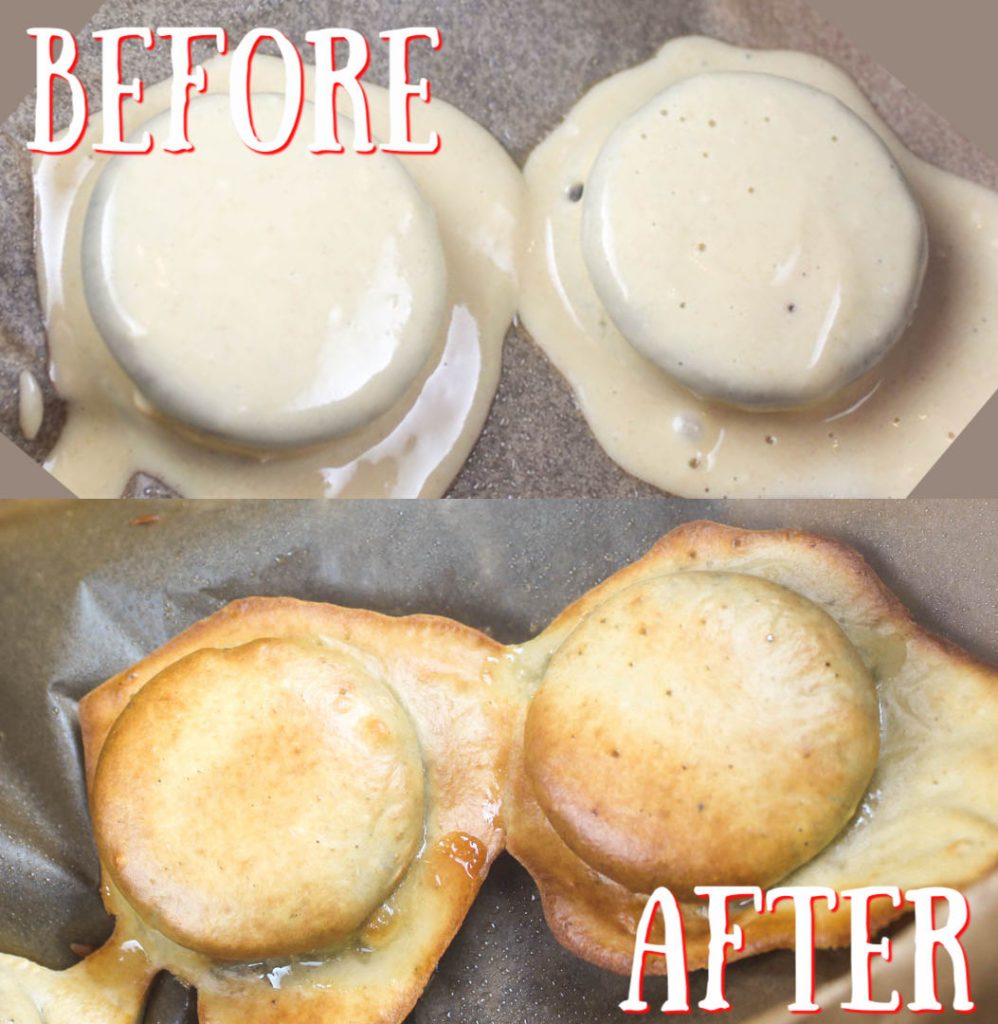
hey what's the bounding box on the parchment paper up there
[0,0,996,496]
[0,499,995,1021]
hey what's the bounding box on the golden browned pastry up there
[502,521,998,974]
[0,597,511,1024]
[1,522,995,1018]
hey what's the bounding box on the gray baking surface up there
[1,0,997,496]
[0,499,994,1021]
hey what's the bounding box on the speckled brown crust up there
[73,597,513,1024]
[503,520,998,975]
[2,520,995,1019]
[524,571,882,897]
[92,637,429,961]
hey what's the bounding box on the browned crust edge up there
[77,595,509,1024]
[79,596,503,788]
[507,520,998,975]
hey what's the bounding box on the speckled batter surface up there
[0,0,996,496]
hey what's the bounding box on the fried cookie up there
[502,521,998,973]
[2,597,512,1024]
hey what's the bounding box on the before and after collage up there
[0,2,995,1023]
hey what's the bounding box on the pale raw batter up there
[35,55,523,497]
[17,369,43,440]
[520,36,998,497]
[83,93,448,449]
[582,71,927,409]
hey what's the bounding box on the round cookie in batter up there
[524,571,880,897]
[92,638,426,960]
[519,36,998,497]
[83,94,447,450]
[34,55,524,497]
[582,72,927,409]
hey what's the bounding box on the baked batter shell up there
[504,521,998,974]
